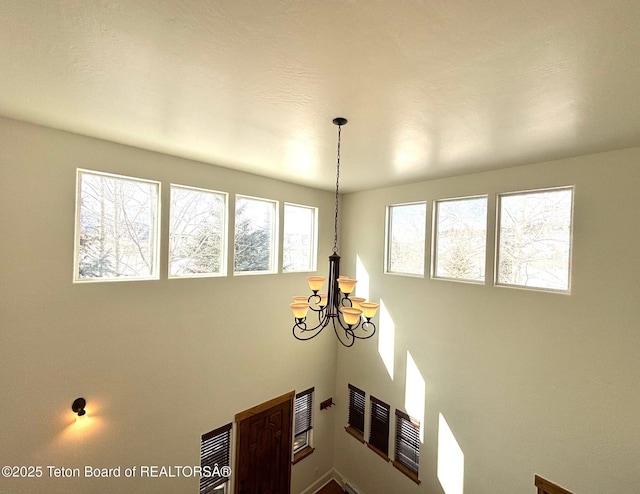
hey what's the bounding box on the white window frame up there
[233,194,279,276]
[495,186,574,293]
[432,195,488,284]
[283,202,318,273]
[384,201,428,277]
[168,183,228,279]
[293,387,314,457]
[73,168,161,283]
[293,429,310,453]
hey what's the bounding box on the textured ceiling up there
[2,1,640,192]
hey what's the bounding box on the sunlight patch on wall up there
[355,255,370,300]
[405,351,425,442]
[377,299,395,380]
[437,413,465,494]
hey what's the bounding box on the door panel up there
[235,392,294,494]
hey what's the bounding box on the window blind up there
[368,396,390,456]
[394,409,420,476]
[200,422,232,493]
[294,387,314,436]
[347,383,366,435]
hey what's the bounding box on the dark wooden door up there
[235,391,294,494]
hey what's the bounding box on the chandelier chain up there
[333,124,341,254]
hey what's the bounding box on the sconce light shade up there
[337,278,357,295]
[290,303,310,319]
[306,276,326,292]
[72,397,86,416]
[341,307,363,326]
[359,302,380,319]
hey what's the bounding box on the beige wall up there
[334,148,640,493]
[3,115,640,494]
[0,117,338,494]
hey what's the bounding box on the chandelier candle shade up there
[290,118,379,347]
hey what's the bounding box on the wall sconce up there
[72,398,86,417]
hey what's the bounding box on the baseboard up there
[334,469,363,494]
[299,468,344,494]
[332,468,346,486]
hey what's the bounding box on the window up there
[496,187,573,292]
[200,422,232,493]
[74,169,160,282]
[367,396,390,459]
[393,410,421,484]
[386,202,427,276]
[283,203,318,272]
[293,387,314,462]
[433,196,488,282]
[169,184,227,277]
[233,195,278,274]
[346,384,366,441]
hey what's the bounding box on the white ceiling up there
[2,1,640,192]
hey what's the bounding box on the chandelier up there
[290,118,379,347]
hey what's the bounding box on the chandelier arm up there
[332,316,355,347]
[292,314,332,340]
[302,312,331,332]
[307,293,327,314]
[292,319,315,341]
[293,326,321,341]
[350,321,377,340]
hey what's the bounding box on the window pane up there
[434,197,487,282]
[169,185,226,277]
[283,204,317,272]
[293,431,308,452]
[497,187,573,291]
[387,202,427,276]
[234,196,277,273]
[76,170,159,281]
